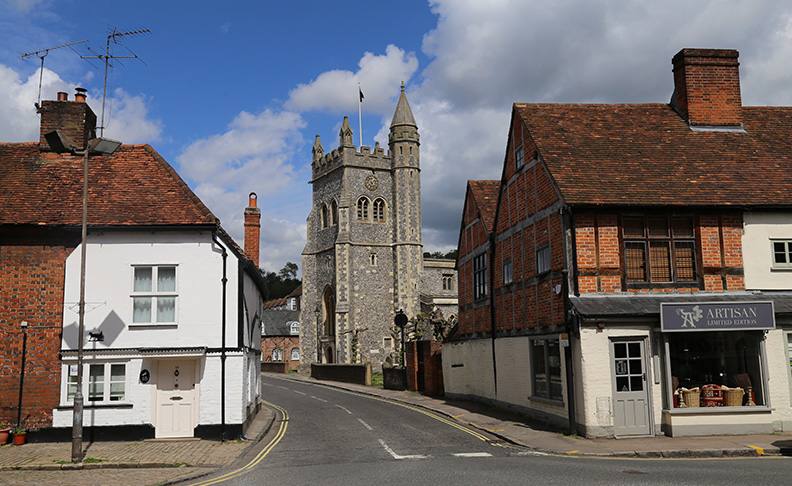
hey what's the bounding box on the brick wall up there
[0,229,78,429]
[261,336,300,371]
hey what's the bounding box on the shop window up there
[473,253,488,300]
[668,331,764,407]
[532,339,563,401]
[132,266,177,324]
[65,363,126,404]
[623,216,696,284]
[772,240,792,269]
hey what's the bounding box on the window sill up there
[665,406,772,415]
[57,403,133,410]
[129,323,178,329]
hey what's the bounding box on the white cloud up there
[176,109,309,273]
[285,44,419,115]
[0,65,69,142]
[98,88,163,144]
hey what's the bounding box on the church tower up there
[300,85,423,369]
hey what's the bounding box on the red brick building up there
[446,49,792,438]
[261,285,302,371]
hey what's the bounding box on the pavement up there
[1,373,790,485]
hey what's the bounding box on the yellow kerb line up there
[747,445,764,455]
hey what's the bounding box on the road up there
[188,376,792,486]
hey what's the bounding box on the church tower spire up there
[312,134,324,164]
[339,116,354,148]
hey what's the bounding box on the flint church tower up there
[300,84,424,367]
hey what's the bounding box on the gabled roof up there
[0,143,217,226]
[514,103,792,207]
[467,180,499,231]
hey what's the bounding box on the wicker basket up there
[723,388,744,407]
[681,389,700,408]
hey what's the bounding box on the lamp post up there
[71,137,121,463]
[314,305,322,363]
[17,321,28,429]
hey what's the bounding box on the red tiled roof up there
[0,143,217,226]
[468,180,499,231]
[515,103,792,206]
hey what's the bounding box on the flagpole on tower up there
[358,83,364,148]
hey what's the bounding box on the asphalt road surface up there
[189,376,792,486]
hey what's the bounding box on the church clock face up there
[365,175,379,191]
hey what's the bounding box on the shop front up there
[659,301,775,436]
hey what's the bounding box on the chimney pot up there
[75,87,87,102]
[249,192,258,208]
[57,92,68,101]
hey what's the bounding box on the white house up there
[1,90,265,440]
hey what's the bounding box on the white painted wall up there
[743,212,792,290]
[442,340,495,399]
[57,229,263,432]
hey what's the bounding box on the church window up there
[370,253,378,266]
[442,274,454,291]
[321,204,329,229]
[331,200,338,226]
[357,197,370,221]
[373,198,386,222]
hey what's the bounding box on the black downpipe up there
[488,233,497,396]
[562,208,577,435]
[17,323,28,427]
[212,233,228,441]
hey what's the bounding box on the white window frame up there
[131,265,178,326]
[289,321,300,335]
[62,362,127,405]
[503,259,513,285]
[273,348,283,361]
[536,246,551,275]
[772,240,792,270]
[291,348,300,361]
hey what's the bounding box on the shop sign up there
[660,301,775,332]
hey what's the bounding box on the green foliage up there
[369,372,383,387]
[262,261,301,299]
[423,249,457,260]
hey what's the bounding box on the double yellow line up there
[189,400,288,486]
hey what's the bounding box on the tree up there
[278,261,298,280]
[423,249,457,260]
[262,262,301,300]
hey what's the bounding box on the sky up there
[3,1,792,276]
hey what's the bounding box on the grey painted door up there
[611,339,651,436]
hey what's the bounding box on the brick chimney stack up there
[38,88,97,151]
[244,192,261,268]
[671,48,742,128]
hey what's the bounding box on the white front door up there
[155,360,197,438]
[610,339,652,437]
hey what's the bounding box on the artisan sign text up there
[660,302,775,332]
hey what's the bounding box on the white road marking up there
[453,452,493,458]
[293,390,307,395]
[378,439,428,460]
[336,404,352,414]
[311,396,328,403]
[358,419,373,431]
[277,386,289,390]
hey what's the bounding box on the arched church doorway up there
[320,285,336,363]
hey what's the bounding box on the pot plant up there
[12,427,26,446]
[0,422,10,445]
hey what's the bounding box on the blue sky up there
[3,1,792,275]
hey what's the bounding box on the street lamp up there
[57,133,121,462]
